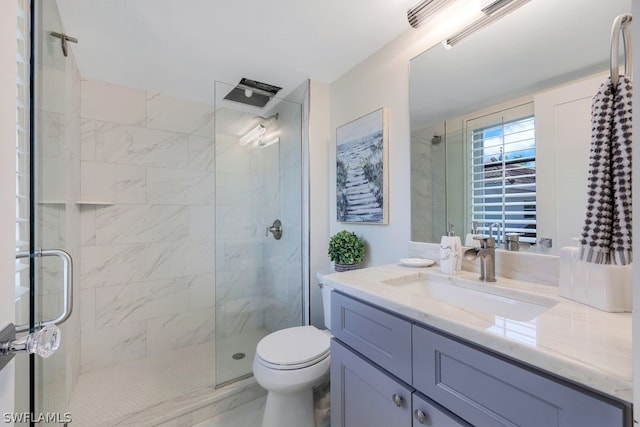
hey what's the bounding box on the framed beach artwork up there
[336,108,389,224]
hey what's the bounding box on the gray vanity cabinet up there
[412,393,471,427]
[330,291,412,383]
[330,291,631,427]
[331,341,469,427]
[331,291,470,427]
[413,325,628,427]
[331,340,413,427]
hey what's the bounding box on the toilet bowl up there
[253,283,333,427]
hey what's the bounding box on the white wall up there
[535,73,606,251]
[0,0,17,418]
[328,11,477,266]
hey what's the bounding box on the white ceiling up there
[56,0,417,103]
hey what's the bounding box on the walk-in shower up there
[18,2,306,423]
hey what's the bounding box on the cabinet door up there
[331,291,412,383]
[413,325,630,427]
[331,339,413,427]
[412,393,471,427]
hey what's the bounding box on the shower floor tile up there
[68,343,215,426]
[215,328,270,385]
[66,328,270,426]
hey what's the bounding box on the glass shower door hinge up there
[0,323,61,372]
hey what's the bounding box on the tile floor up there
[192,396,266,427]
[66,328,268,426]
[68,343,215,425]
[193,380,332,427]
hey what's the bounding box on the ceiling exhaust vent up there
[224,78,282,108]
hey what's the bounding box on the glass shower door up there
[14,0,79,423]
[214,81,303,386]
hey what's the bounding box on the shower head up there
[431,135,442,145]
[224,78,282,108]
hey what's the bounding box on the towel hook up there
[610,14,633,87]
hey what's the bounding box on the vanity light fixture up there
[257,136,280,148]
[239,124,266,146]
[407,0,453,29]
[442,0,531,49]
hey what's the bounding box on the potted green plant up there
[328,230,365,272]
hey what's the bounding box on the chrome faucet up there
[464,236,497,282]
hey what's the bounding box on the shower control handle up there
[265,219,283,240]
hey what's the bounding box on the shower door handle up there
[15,249,74,332]
[0,323,61,373]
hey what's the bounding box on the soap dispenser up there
[464,222,483,248]
[440,223,462,275]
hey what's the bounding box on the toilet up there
[253,283,333,427]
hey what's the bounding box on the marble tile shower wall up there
[411,127,437,243]
[79,79,215,372]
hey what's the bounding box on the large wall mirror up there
[410,0,631,255]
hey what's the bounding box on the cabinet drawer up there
[331,339,413,427]
[332,292,412,383]
[412,392,470,427]
[412,325,630,427]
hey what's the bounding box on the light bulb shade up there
[239,124,266,145]
[443,0,530,48]
[407,0,452,29]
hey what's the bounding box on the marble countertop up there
[319,264,633,403]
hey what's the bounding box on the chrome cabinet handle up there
[15,249,73,332]
[265,219,282,240]
[414,409,428,424]
[392,394,404,407]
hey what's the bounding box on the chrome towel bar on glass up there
[15,249,73,332]
[610,14,633,87]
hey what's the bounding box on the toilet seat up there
[256,326,330,370]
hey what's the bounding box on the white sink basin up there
[381,272,558,322]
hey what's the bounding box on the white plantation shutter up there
[467,105,537,244]
[16,0,30,298]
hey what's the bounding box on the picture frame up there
[336,107,389,224]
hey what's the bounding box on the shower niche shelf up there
[74,200,114,206]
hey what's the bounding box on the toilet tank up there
[320,283,333,330]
